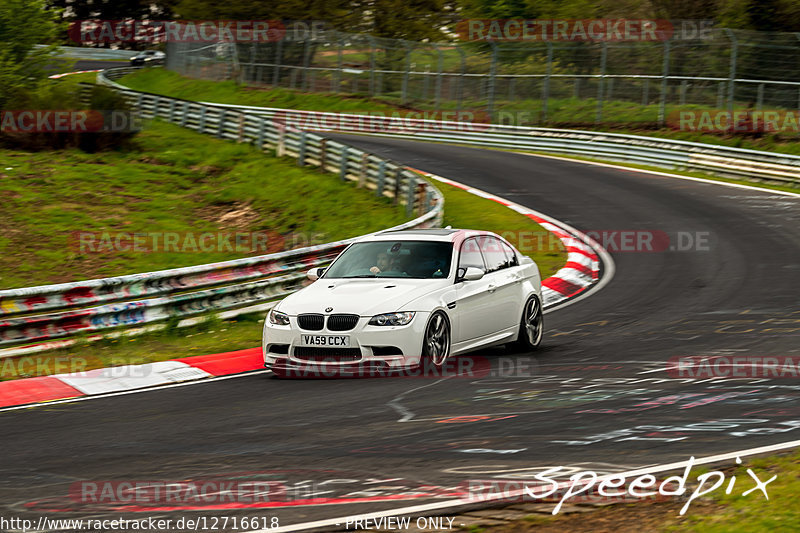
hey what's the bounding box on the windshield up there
[324,240,453,279]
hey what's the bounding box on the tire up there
[420,311,451,369]
[512,295,543,351]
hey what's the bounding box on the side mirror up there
[307,267,325,281]
[460,266,485,282]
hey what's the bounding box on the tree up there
[0,0,62,108]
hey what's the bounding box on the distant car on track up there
[262,228,543,376]
[130,50,165,66]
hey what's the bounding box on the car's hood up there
[278,278,450,316]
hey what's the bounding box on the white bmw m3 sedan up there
[262,228,543,377]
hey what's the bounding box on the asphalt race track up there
[2,136,799,529]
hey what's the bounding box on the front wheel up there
[512,295,543,351]
[421,311,451,368]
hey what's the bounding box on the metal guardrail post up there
[168,100,176,122]
[542,42,553,122]
[377,160,386,196]
[198,107,207,133]
[393,168,402,204]
[658,41,670,126]
[277,125,286,157]
[257,118,266,151]
[595,42,607,124]
[237,113,245,142]
[320,138,328,171]
[405,174,416,216]
[181,102,189,127]
[218,110,226,138]
[487,41,498,122]
[298,131,307,166]
[725,29,738,121]
[339,146,349,180]
[359,153,368,187]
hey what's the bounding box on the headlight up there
[268,309,290,326]
[369,312,415,326]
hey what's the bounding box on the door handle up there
[487,284,497,293]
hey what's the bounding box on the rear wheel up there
[512,295,543,351]
[421,311,451,368]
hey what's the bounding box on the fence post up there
[298,132,307,166]
[181,102,189,127]
[542,41,553,122]
[272,39,283,86]
[168,99,176,122]
[725,29,738,121]
[756,83,764,111]
[339,146,349,181]
[595,42,607,124]
[487,41,498,123]
[335,35,344,92]
[401,42,412,105]
[434,43,444,111]
[302,38,313,91]
[367,35,377,96]
[456,47,466,115]
[377,161,386,197]
[658,41,670,127]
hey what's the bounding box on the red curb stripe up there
[0,376,84,408]
[562,261,594,277]
[567,246,598,260]
[543,277,585,297]
[176,347,263,376]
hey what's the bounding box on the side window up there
[499,240,519,267]
[479,236,508,273]
[458,238,485,276]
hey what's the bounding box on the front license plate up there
[299,335,350,347]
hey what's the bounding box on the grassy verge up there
[117,69,800,156]
[0,119,408,289]
[466,449,800,532]
[0,179,566,380]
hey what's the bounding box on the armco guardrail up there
[193,101,800,186]
[0,67,443,349]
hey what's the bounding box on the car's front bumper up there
[262,311,431,375]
